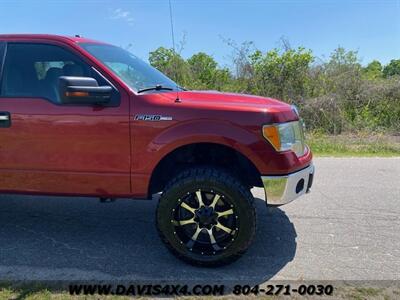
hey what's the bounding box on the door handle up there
[0,112,11,128]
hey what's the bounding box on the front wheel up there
[156,167,256,267]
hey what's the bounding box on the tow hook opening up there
[295,179,304,194]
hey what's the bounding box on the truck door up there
[0,42,130,196]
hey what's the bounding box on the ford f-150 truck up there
[0,34,314,266]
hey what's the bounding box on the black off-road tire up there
[156,167,256,267]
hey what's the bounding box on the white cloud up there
[109,8,134,26]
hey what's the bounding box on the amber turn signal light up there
[262,125,281,151]
[66,91,89,97]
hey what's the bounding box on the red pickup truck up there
[0,34,314,266]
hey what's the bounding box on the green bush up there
[148,42,400,134]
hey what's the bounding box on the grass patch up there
[307,133,400,157]
[344,287,384,300]
[0,285,133,300]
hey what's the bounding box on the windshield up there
[80,43,180,93]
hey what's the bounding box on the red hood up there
[184,90,286,105]
[164,90,291,109]
[142,90,299,123]
[170,90,295,115]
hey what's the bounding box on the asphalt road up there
[0,158,399,285]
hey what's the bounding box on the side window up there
[0,43,108,104]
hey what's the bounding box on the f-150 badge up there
[134,115,173,121]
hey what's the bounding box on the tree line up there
[147,41,400,134]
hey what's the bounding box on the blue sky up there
[1,0,399,66]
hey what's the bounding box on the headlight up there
[262,121,306,156]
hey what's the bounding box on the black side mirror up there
[58,76,112,105]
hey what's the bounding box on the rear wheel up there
[156,167,256,267]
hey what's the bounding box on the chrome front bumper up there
[261,163,314,206]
